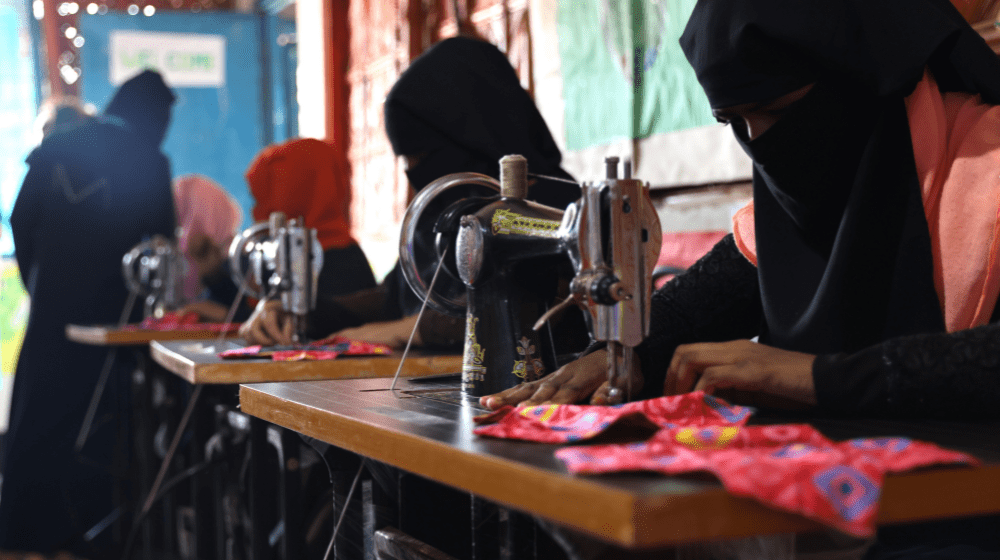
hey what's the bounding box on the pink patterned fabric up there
[554,424,976,537]
[473,392,754,443]
[218,336,392,361]
[123,311,239,332]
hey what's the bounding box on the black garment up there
[679,0,1000,356]
[1,70,176,557]
[384,37,578,207]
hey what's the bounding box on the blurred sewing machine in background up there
[228,211,323,343]
[122,234,184,319]
[400,155,661,403]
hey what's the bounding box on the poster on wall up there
[557,0,715,151]
[109,30,226,87]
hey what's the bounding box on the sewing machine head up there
[228,211,323,342]
[399,155,661,402]
[122,234,184,318]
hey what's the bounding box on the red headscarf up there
[245,138,355,250]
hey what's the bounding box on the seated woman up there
[484,0,1000,554]
[485,0,1000,419]
[187,138,378,325]
[241,36,583,350]
[172,173,244,322]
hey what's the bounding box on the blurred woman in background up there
[173,173,244,322]
[2,69,177,558]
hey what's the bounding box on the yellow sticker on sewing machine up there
[491,209,561,238]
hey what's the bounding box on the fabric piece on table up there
[123,311,240,332]
[473,392,754,443]
[555,424,977,537]
[218,336,392,361]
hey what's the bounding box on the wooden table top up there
[239,378,1000,548]
[65,323,239,346]
[151,339,464,385]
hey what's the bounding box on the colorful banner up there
[557,0,715,150]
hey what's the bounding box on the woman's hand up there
[665,340,817,408]
[479,349,645,410]
[239,299,294,345]
[332,315,421,349]
[178,300,229,323]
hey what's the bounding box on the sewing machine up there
[399,155,661,402]
[228,211,323,342]
[122,234,184,318]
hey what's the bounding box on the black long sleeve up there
[814,321,1000,420]
[635,234,763,399]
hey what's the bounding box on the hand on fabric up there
[239,299,294,345]
[479,349,645,410]
[331,315,422,349]
[665,340,817,408]
[177,300,229,323]
[186,232,227,278]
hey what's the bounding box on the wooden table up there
[240,378,1000,549]
[150,339,464,384]
[65,323,238,346]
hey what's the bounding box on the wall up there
[528,0,751,191]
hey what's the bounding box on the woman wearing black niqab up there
[485,0,1000,418]
[1,70,177,557]
[244,37,585,352]
[480,2,1000,552]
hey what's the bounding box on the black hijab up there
[680,0,1000,354]
[384,36,578,207]
[104,69,176,147]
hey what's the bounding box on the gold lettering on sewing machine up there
[491,209,560,238]
[462,315,487,389]
[512,336,545,381]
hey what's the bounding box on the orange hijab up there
[733,70,1000,333]
[245,138,355,250]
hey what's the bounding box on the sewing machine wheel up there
[228,222,270,299]
[398,172,501,316]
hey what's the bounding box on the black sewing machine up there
[228,211,323,342]
[399,155,661,402]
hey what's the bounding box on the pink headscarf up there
[173,174,243,301]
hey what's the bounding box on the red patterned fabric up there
[473,392,754,443]
[218,336,392,361]
[123,312,240,333]
[554,424,976,537]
